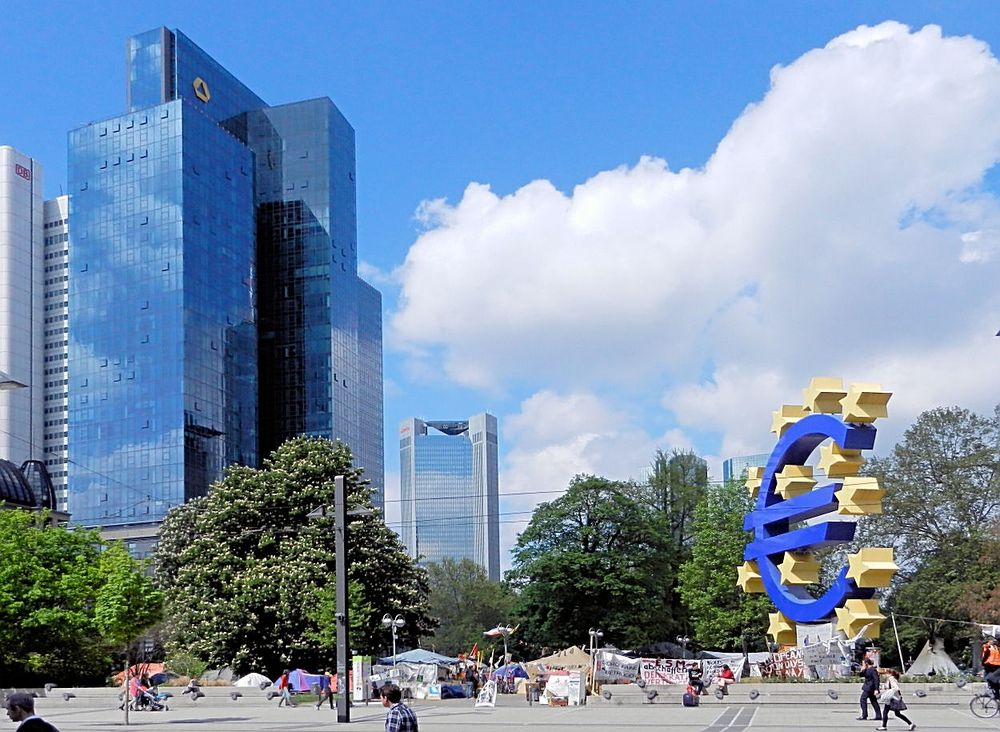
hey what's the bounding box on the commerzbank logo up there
[737,377,897,645]
[193,77,211,103]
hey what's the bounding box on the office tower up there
[722,452,771,483]
[0,147,44,470]
[67,28,383,550]
[42,196,69,510]
[399,413,500,581]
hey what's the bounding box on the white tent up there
[234,672,272,687]
[906,639,960,677]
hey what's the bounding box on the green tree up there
[155,437,434,675]
[508,475,681,654]
[860,405,1000,560]
[94,542,164,647]
[422,558,516,656]
[857,405,1000,664]
[883,534,984,665]
[0,510,161,684]
[677,481,770,651]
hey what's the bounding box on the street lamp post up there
[588,628,604,693]
[382,613,405,668]
[676,635,691,659]
[306,476,370,724]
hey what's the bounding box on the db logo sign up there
[14,164,31,181]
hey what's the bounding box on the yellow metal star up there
[777,551,820,585]
[767,611,797,645]
[745,466,764,498]
[842,383,892,424]
[737,560,765,593]
[817,441,864,478]
[802,376,847,414]
[835,599,884,638]
[775,464,816,499]
[771,404,808,436]
[846,548,897,588]
[835,476,884,515]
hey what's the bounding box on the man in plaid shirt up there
[381,684,418,732]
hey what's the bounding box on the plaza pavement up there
[19,693,1000,732]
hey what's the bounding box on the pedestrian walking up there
[857,657,882,722]
[315,668,336,709]
[382,683,418,732]
[876,669,915,731]
[277,669,295,707]
[6,692,60,732]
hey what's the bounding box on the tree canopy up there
[155,437,434,675]
[861,405,1000,560]
[423,558,516,656]
[677,480,770,652]
[0,510,160,684]
[508,475,684,654]
[858,404,1000,663]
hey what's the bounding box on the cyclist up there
[982,636,1000,699]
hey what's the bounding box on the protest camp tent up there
[234,672,272,687]
[377,648,460,666]
[906,639,960,677]
[491,663,529,681]
[525,646,591,678]
[270,669,323,691]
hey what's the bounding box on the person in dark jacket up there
[6,692,60,732]
[857,658,883,721]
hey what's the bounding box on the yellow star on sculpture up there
[842,383,892,424]
[737,560,765,593]
[802,376,847,414]
[745,466,764,498]
[846,548,897,588]
[835,476,884,516]
[771,405,808,436]
[817,441,864,478]
[775,464,816,499]
[778,551,820,585]
[767,611,797,645]
[835,599,885,638]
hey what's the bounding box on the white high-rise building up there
[0,147,45,469]
[399,412,501,580]
[42,196,69,510]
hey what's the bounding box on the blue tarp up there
[377,648,460,666]
[491,663,528,680]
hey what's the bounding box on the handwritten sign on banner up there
[639,658,700,685]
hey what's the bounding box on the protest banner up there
[639,658,699,685]
[595,651,640,681]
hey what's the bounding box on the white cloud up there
[358,259,397,288]
[391,21,1000,412]
[390,22,1000,568]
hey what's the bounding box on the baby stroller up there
[133,686,171,711]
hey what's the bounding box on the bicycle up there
[970,690,1000,718]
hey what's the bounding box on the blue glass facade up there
[67,27,383,531]
[721,452,770,483]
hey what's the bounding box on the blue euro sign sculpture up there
[743,413,876,623]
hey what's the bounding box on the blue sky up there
[4,2,1000,565]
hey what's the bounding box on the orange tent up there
[113,662,165,685]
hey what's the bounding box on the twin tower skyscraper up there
[63,28,383,550]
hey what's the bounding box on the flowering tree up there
[155,437,434,674]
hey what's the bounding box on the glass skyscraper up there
[399,413,500,581]
[67,28,383,548]
[721,452,771,483]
